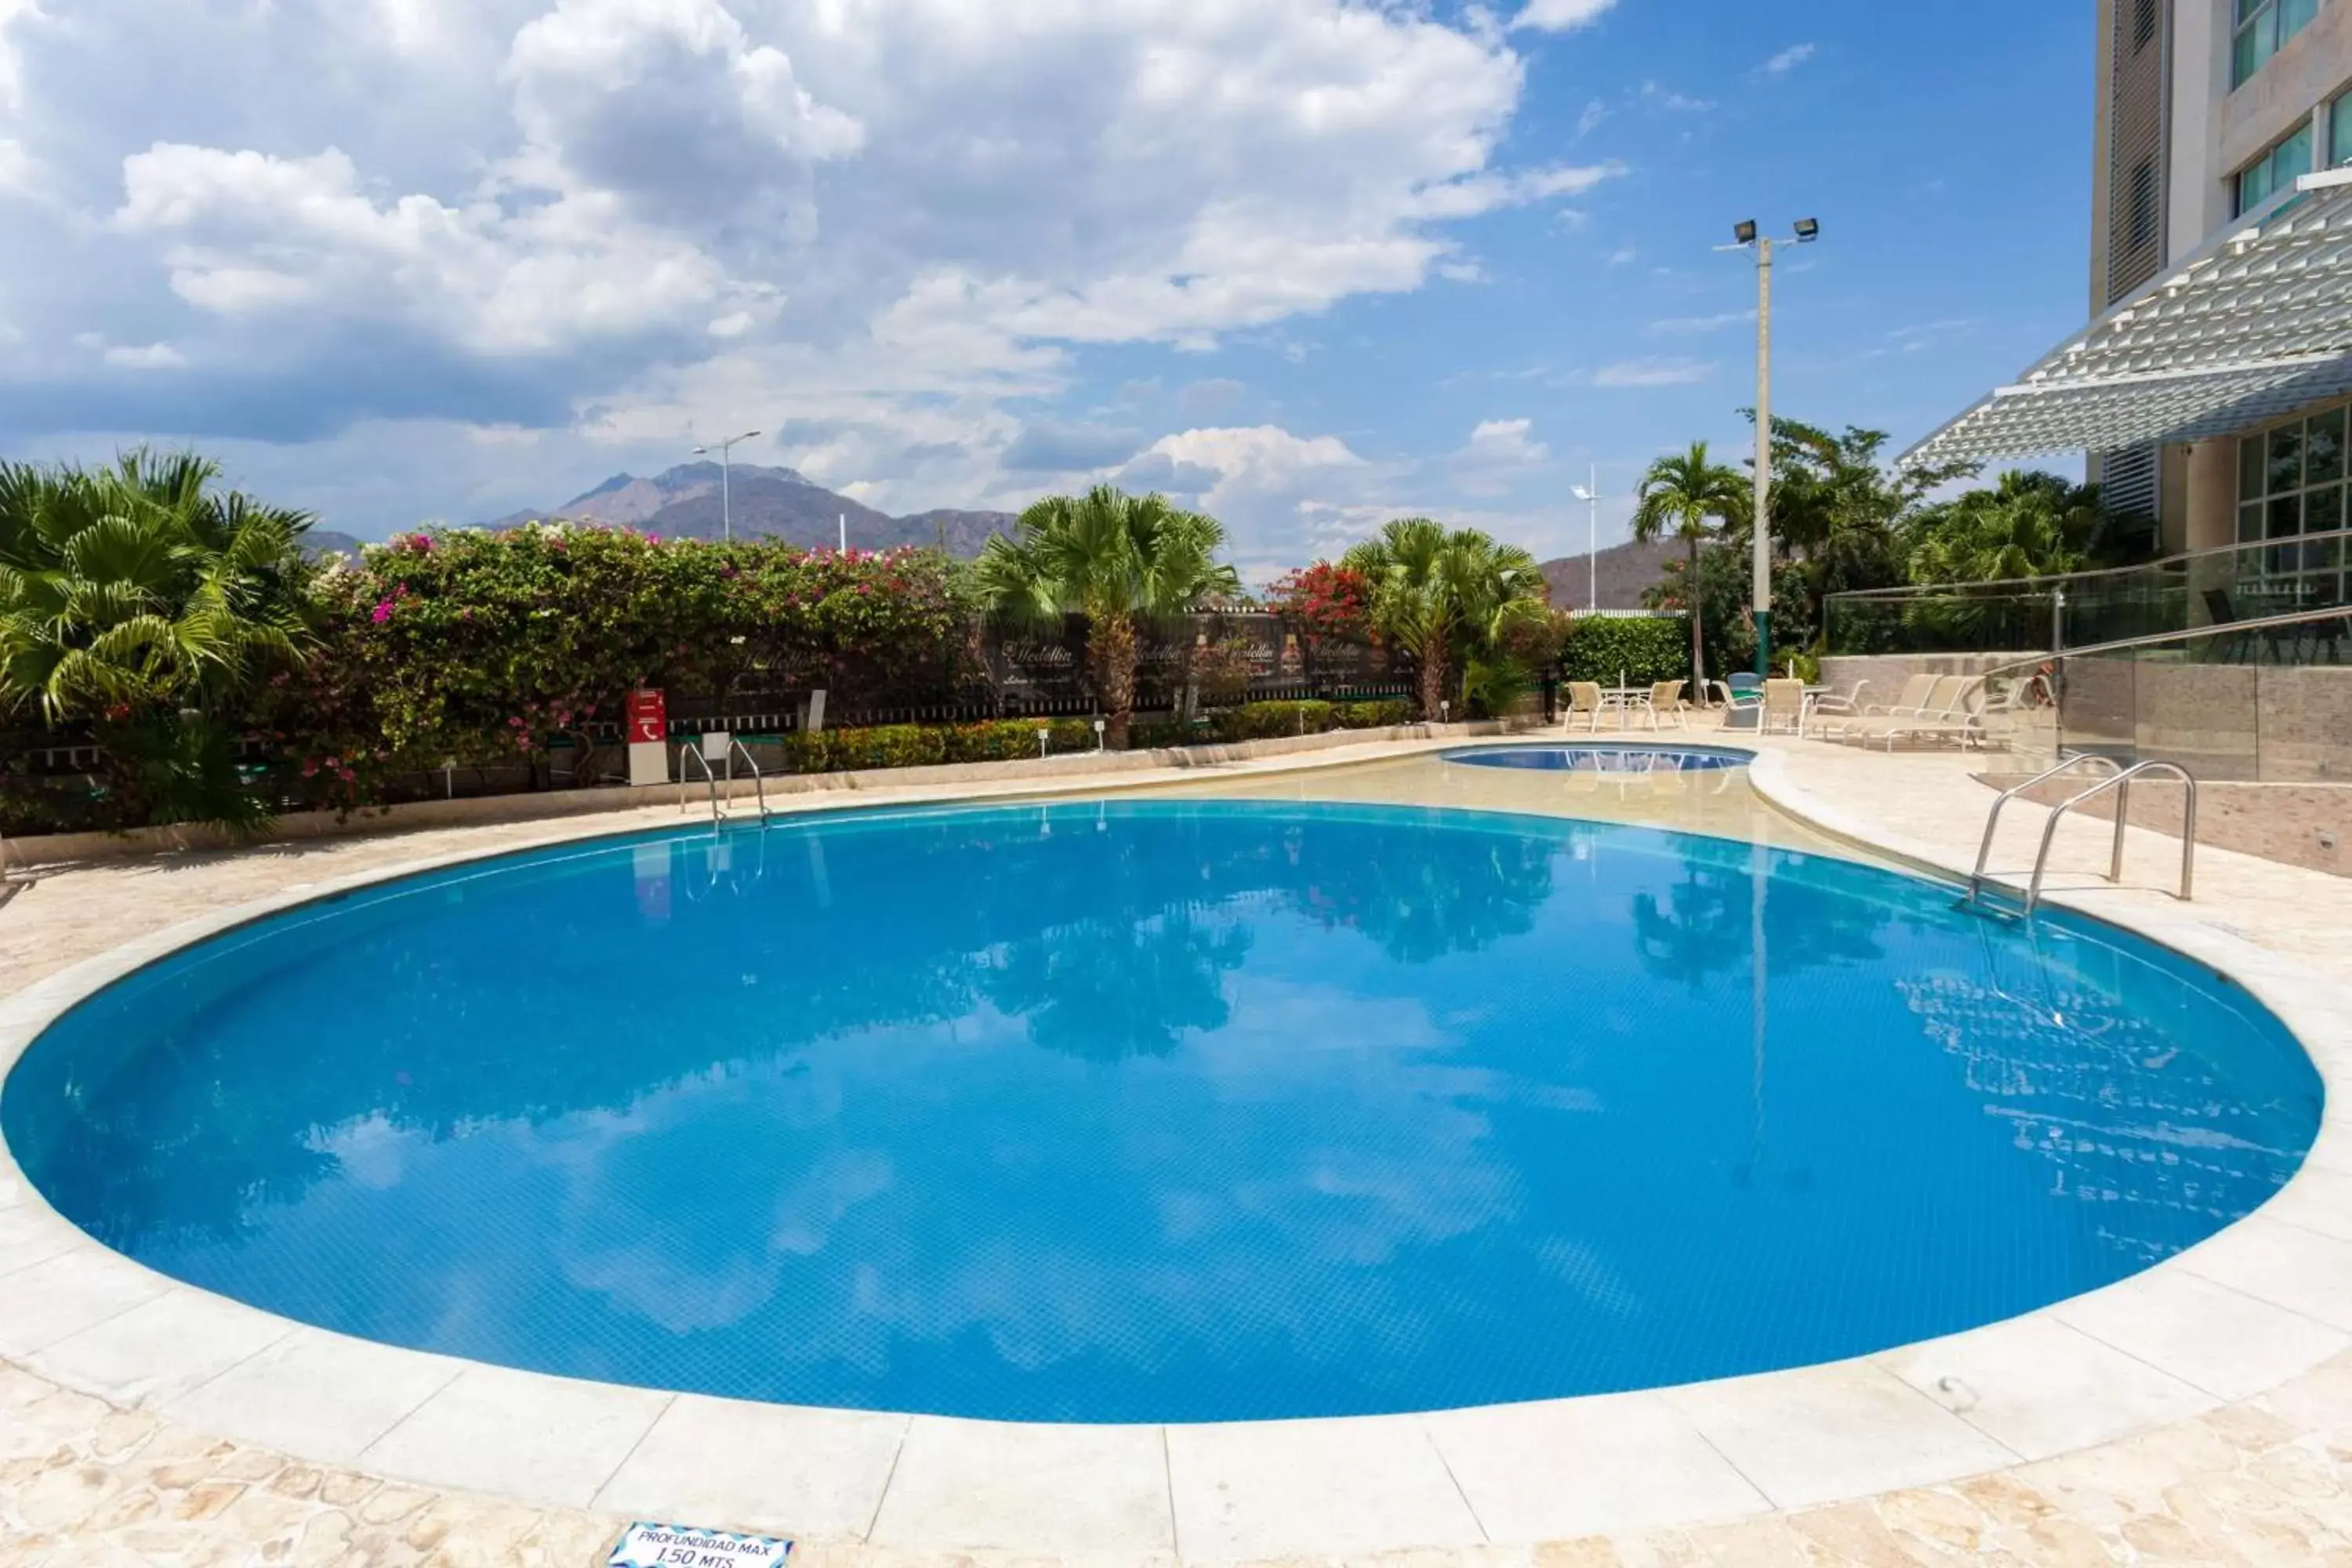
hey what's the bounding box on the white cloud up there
[1592,357,1716,388]
[1639,82,1715,114]
[1760,42,1817,75]
[1512,0,1617,33]
[0,0,1653,551]
[1463,417,1546,465]
[102,341,185,369]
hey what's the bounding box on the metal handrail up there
[1827,525,2352,603]
[2024,760,2198,913]
[678,738,770,825]
[1969,753,2119,902]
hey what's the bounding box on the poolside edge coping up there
[0,732,2343,1560]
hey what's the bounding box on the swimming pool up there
[1449,743,1751,772]
[2,800,2319,1424]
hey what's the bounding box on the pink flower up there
[371,600,394,625]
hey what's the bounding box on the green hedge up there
[1558,615,1690,686]
[783,718,1097,773]
[778,700,1420,775]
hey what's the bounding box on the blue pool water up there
[1451,743,1751,772]
[3,800,2320,1423]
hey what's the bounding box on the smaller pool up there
[1449,743,1751,774]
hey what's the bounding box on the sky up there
[0,0,2095,575]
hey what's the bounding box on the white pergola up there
[1904,169,2352,466]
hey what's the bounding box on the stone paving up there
[5,731,2352,1566]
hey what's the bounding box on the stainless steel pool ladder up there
[678,737,769,826]
[1969,754,2198,913]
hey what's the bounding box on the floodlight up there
[1793,217,1820,241]
[1733,220,1758,245]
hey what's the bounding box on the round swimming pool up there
[1449,743,1751,772]
[2,800,2319,1423]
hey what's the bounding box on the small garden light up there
[1037,726,1050,758]
[1093,718,1106,750]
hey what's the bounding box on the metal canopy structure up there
[1904,169,2352,466]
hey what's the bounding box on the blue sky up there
[0,0,2092,572]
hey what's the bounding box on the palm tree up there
[0,449,314,829]
[1632,441,1748,690]
[1339,518,1548,719]
[1906,471,2100,585]
[973,485,1240,748]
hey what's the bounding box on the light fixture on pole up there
[1570,466,1602,612]
[690,430,761,542]
[1719,218,1819,677]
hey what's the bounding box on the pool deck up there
[5,729,2352,1567]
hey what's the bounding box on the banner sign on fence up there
[608,1522,791,1568]
[626,688,669,787]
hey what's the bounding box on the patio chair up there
[1566,681,1608,732]
[1761,678,1806,735]
[1815,673,1936,741]
[1642,679,1690,730]
[1834,674,1968,745]
[1801,680,1870,736]
[1719,672,1766,728]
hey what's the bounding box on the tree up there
[972,485,1240,748]
[1905,471,2102,585]
[0,449,314,830]
[1631,441,1748,688]
[1340,518,1548,719]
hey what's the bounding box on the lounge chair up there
[1761,678,1806,735]
[1815,673,1936,741]
[1861,677,1989,751]
[1834,674,1969,745]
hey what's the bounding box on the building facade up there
[1915,1,2352,579]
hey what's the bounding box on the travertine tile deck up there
[5,730,2352,1566]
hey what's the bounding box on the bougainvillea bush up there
[254,526,982,812]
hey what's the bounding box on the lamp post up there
[691,430,762,542]
[1570,466,1602,612]
[1722,218,1818,677]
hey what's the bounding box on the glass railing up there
[1823,527,2352,658]
[1990,606,2352,783]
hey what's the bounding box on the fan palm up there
[0,449,314,829]
[973,485,1240,747]
[1339,518,1548,719]
[1632,441,1748,689]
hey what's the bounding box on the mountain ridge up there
[478,462,1018,556]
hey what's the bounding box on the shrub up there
[1334,699,1415,729]
[1206,700,1335,743]
[1558,615,1689,687]
[784,717,1101,773]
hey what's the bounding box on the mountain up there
[1540,537,1683,612]
[485,463,1018,555]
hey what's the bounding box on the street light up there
[1570,466,1602,612]
[1719,219,1818,678]
[690,430,761,541]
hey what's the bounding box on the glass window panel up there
[2270,424,2305,494]
[2242,435,2269,500]
[2281,0,2318,42]
[2336,90,2352,166]
[2268,493,2304,584]
[2310,408,2347,485]
[2278,122,2314,180]
[2238,0,2267,24]
[2305,486,2343,574]
[2235,24,2259,85]
[2241,501,2268,546]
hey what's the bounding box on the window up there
[2235,0,2321,88]
[2134,0,2159,49]
[2234,120,2314,215]
[2238,406,2351,603]
[2335,86,2352,167]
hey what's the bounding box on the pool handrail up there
[1969,753,2119,906]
